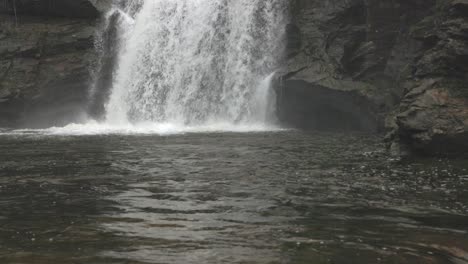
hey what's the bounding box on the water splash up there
[253,72,278,124]
[2,121,283,136]
[104,0,287,127]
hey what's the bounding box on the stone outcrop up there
[388,1,468,155]
[278,0,436,133]
[279,0,468,155]
[0,0,98,127]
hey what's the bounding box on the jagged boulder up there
[387,1,468,155]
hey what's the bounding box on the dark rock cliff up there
[279,0,468,155]
[389,1,468,155]
[0,0,98,128]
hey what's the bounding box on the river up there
[0,131,467,263]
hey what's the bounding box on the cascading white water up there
[104,0,287,127]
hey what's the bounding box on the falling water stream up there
[101,0,287,128]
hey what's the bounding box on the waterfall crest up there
[101,0,287,128]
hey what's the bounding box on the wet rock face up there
[390,1,468,155]
[394,80,468,155]
[278,0,436,132]
[0,0,98,18]
[0,1,98,128]
[280,0,468,155]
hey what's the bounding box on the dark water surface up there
[0,131,467,264]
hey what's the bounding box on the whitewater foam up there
[1,121,283,136]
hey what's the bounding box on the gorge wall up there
[0,0,467,156]
[279,0,468,155]
[0,0,98,127]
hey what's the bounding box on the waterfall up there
[99,0,287,128]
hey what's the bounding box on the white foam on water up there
[2,121,283,136]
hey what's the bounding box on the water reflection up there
[0,132,467,263]
[102,180,289,263]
